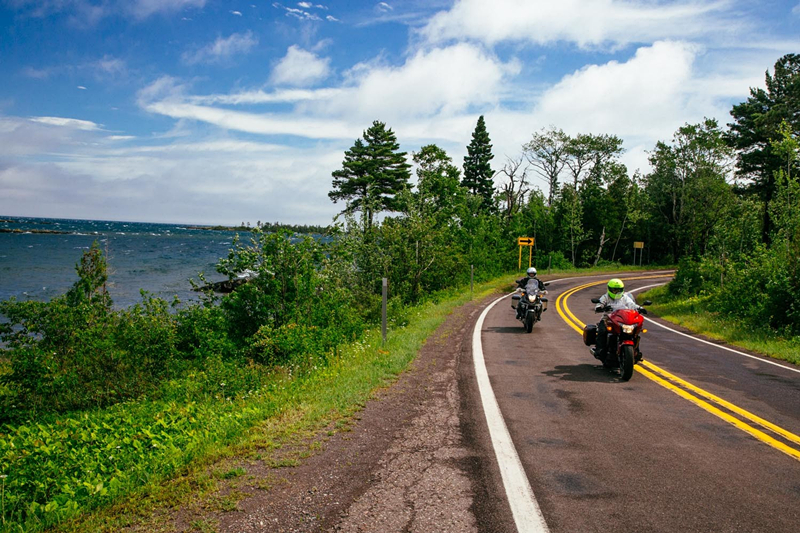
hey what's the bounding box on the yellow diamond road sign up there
[518,237,534,246]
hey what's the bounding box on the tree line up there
[328,54,799,332]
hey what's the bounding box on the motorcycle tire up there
[620,345,635,381]
[525,313,534,333]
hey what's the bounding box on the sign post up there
[633,241,644,266]
[517,237,534,269]
[470,264,474,297]
[381,278,387,345]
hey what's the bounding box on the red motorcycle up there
[582,298,651,381]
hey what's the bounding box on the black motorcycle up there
[511,281,549,333]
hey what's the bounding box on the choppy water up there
[0,216,243,308]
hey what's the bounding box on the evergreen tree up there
[462,115,496,212]
[727,54,800,243]
[329,121,411,231]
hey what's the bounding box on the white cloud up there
[534,41,698,138]
[0,139,343,225]
[136,76,190,105]
[144,43,517,139]
[376,2,393,12]
[230,10,242,16]
[140,99,354,139]
[316,43,519,122]
[129,0,207,19]
[270,46,331,86]
[0,116,102,158]
[793,3,800,16]
[95,56,125,75]
[419,0,738,49]
[29,116,102,130]
[182,32,259,65]
[275,3,322,21]
[189,88,343,105]
[21,66,53,79]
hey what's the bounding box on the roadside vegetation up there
[0,54,798,531]
[642,285,800,366]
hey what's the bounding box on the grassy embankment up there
[641,285,800,366]
[0,274,502,533]
[0,264,667,533]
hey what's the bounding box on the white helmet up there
[526,267,537,277]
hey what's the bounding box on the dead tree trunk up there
[593,226,610,267]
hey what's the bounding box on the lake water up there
[0,216,243,308]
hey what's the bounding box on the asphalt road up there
[468,271,800,533]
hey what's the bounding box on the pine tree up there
[462,115,496,212]
[329,121,411,230]
[727,54,800,243]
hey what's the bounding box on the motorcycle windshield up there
[524,279,540,293]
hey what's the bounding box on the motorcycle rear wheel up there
[620,345,635,381]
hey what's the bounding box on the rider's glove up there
[639,307,648,315]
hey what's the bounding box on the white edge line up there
[631,284,800,375]
[473,294,549,533]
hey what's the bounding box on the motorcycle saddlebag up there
[511,294,521,309]
[582,324,597,346]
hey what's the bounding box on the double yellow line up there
[555,276,800,462]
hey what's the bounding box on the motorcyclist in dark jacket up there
[516,267,546,319]
[516,267,546,291]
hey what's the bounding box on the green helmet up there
[607,278,624,300]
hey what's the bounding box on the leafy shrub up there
[545,251,573,271]
[216,230,324,344]
[175,302,239,361]
[711,247,800,334]
[0,245,180,419]
[249,323,326,367]
[595,259,624,269]
[668,256,722,297]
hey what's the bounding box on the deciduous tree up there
[524,126,569,206]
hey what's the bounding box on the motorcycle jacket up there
[595,291,641,312]
[516,277,546,292]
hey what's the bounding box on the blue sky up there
[1,0,799,226]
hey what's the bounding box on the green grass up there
[641,285,800,366]
[1,276,503,533]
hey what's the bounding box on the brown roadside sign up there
[633,241,644,249]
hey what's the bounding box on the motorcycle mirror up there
[590,298,600,304]
[642,300,652,306]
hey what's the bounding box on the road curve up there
[467,271,800,533]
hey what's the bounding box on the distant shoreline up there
[0,217,330,236]
[0,228,72,234]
